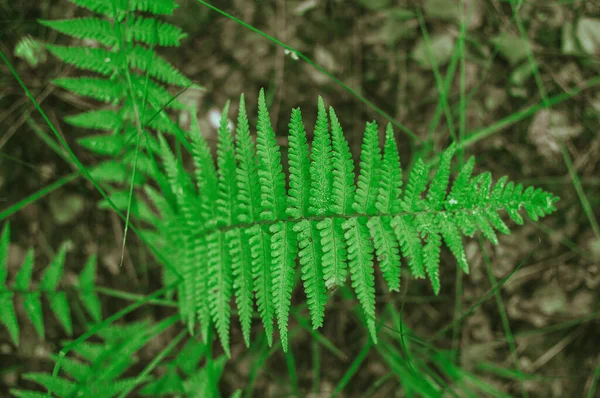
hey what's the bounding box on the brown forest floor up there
[1,0,599,397]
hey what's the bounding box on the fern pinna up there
[39,0,194,190]
[151,90,559,353]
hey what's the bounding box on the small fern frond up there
[148,93,559,350]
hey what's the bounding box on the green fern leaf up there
[146,93,561,350]
[46,44,119,76]
[127,16,187,47]
[427,144,456,210]
[318,107,353,289]
[40,242,72,335]
[286,108,311,219]
[402,157,429,212]
[299,98,332,328]
[343,217,377,342]
[309,97,333,216]
[0,223,19,346]
[328,107,355,216]
[344,121,381,341]
[228,228,253,347]
[130,75,185,109]
[65,109,122,131]
[216,101,237,226]
[352,122,381,215]
[368,215,401,292]
[0,222,10,285]
[210,102,237,354]
[207,231,232,357]
[77,133,127,156]
[295,219,326,329]
[270,221,297,351]
[39,18,117,47]
[128,46,191,87]
[369,124,402,291]
[230,95,257,347]
[53,77,125,103]
[234,94,261,223]
[14,249,44,339]
[423,231,442,294]
[78,254,102,323]
[375,124,403,214]
[392,215,424,278]
[256,88,287,221]
[189,113,217,341]
[247,224,274,347]
[89,160,146,185]
[22,373,77,397]
[69,0,178,17]
[130,0,179,15]
[158,134,201,335]
[0,291,18,345]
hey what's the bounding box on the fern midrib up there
[187,203,520,239]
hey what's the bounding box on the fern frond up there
[147,93,559,350]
